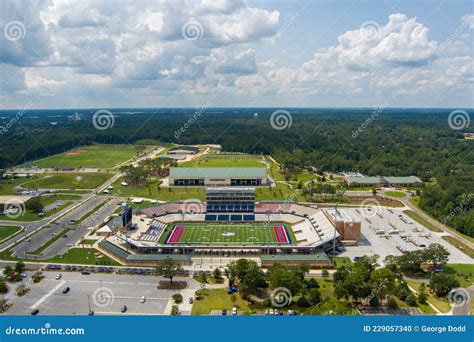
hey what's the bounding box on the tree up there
[156,258,183,285]
[213,268,222,281]
[172,293,183,303]
[370,267,396,303]
[395,281,410,301]
[387,296,398,309]
[297,294,310,308]
[0,280,8,294]
[418,283,428,304]
[423,244,449,269]
[429,273,460,297]
[321,269,329,278]
[307,288,322,306]
[26,198,43,213]
[268,264,305,296]
[405,293,417,306]
[3,266,13,277]
[14,261,25,274]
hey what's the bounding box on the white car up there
[55,274,62,280]
[232,307,237,316]
[139,296,146,303]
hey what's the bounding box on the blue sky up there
[0,0,472,109]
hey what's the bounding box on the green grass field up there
[403,210,443,232]
[160,222,295,245]
[30,144,141,169]
[0,225,23,242]
[385,191,407,197]
[19,172,113,190]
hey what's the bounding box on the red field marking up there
[168,225,185,243]
[273,225,289,243]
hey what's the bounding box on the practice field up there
[181,153,266,168]
[19,173,113,190]
[161,222,294,245]
[30,145,142,169]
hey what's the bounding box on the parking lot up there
[6,271,199,316]
[339,207,472,264]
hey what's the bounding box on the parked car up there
[31,309,39,315]
[55,274,62,280]
[139,296,146,303]
[188,297,193,304]
[62,287,70,294]
[88,310,94,316]
[221,309,227,316]
[121,305,127,313]
[232,307,237,316]
[81,270,90,275]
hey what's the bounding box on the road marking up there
[30,280,65,309]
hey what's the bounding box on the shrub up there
[405,293,417,306]
[172,293,183,304]
[387,296,398,309]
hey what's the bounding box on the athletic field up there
[161,222,294,245]
[30,144,143,169]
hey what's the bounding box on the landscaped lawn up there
[30,144,143,170]
[109,178,165,199]
[442,236,474,258]
[331,256,353,268]
[0,194,80,222]
[385,191,406,198]
[191,288,251,315]
[0,225,23,242]
[20,173,113,190]
[405,279,452,313]
[403,210,443,232]
[0,177,34,195]
[47,248,120,265]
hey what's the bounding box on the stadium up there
[100,187,341,268]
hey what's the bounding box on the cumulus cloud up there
[0,1,472,108]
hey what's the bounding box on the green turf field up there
[160,222,294,245]
[30,144,142,169]
[19,172,113,190]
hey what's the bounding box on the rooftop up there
[169,145,199,152]
[170,167,267,179]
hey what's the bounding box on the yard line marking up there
[31,280,66,309]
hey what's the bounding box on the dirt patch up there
[157,281,187,290]
[65,149,87,155]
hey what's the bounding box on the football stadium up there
[100,187,341,267]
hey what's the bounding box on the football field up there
[161,222,294,245]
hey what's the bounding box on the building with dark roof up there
[167,145,199,154]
